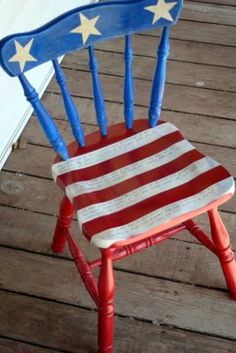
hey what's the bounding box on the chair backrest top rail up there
[0,0,183,77]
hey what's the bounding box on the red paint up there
[51,196,74,254]
[97,249,115,353]
[82,165,229,238]
[209,209,236,300]
[89,223,186,269]
[65,229,99,305]
[73,149,203,210]
[57,129,184,187]
[51,119,236,353]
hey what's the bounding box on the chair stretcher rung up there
[89,224,186,269]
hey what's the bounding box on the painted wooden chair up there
[1,0,236,352]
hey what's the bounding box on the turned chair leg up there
[209,208,236,300]
[51,196,74,254]
[97,249,115,353]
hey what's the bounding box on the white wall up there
[0,0,92,169]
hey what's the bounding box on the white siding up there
[0,0,92,168]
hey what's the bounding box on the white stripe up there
[52,122,177,179]
[66,139,195,201]
[89,177,235,248]
[77,157,219,224]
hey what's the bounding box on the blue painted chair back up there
[0,0,183,160]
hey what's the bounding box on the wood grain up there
[5,138,236,182]
[62,50,236,92]
[158,20,236,46]
[190,0,236,6]
[1,248,236,339]
[1,291,235,353]
[97,35,236,68]
[37,93,236,150]
[0,337,62,353]
[183,1,236,25]
[5,110,236,180]
[48,69,236,120]
[0,196,235,252]
[0,238,232,292]
[0,166,234,217]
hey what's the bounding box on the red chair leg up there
[208,208,236,300]
[97,249,115,353]
[51,196,74,254]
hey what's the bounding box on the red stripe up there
[82,166,230,239]
[76,119,165,156]
[54,119,166,163]
[74,149,203,210]
[57,130,184,188]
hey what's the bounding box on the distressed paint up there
[53,58,85,146]
[124,35,135,129]
[0,0,183,76]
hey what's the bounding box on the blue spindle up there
[88,46,107,136]
[53,59,85,147]
[19,74,69,160]
[149,27,170,127]
[124,35,135,129]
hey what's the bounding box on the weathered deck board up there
[62,50,236,92]
[0,337,62,353]
[155,20,236,46]
[1,291,235,353]
[1,248,236,339]
[42,95,236,149]
[0,170,234,216]
[0,189,235,250]
[0,238,231,294]
[98,35,236,68]
[48,70,236,120]
[183,1,236,25]
[5,115,236,177]
[5,138,236,181]
[190,0,236,6]
[39,95,236,150]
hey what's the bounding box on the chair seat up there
[52,119,235,248]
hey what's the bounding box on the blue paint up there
[0,0,183,157]
[53,59,85,147]
[88,46,107,136]
[0,0,183,77]
[124,35,135,129]
[19,74,70,160]
[149,26,170,128]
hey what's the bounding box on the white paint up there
[0,0,93,169]
[90,178,234,248]
[77,157,219,224]
[52,122,178,178]
[196,81,205,87]
[65,140,195,200]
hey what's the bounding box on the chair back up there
[0,0,183,160]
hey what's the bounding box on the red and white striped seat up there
[52,119,235,248]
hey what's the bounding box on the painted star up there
[145,0,177,24]
[8,39,37,72]
[70,13,101,44]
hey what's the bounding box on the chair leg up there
[208,208,236,300]
[51,196,74,254]
[97,249,115,353]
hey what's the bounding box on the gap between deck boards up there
[1,245,236,341]
[1,290,236,353]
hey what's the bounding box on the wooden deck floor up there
[1,1,236,352]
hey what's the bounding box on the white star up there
[70,13,101,44]
[145,0,177,24]
[8,39,37,72]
